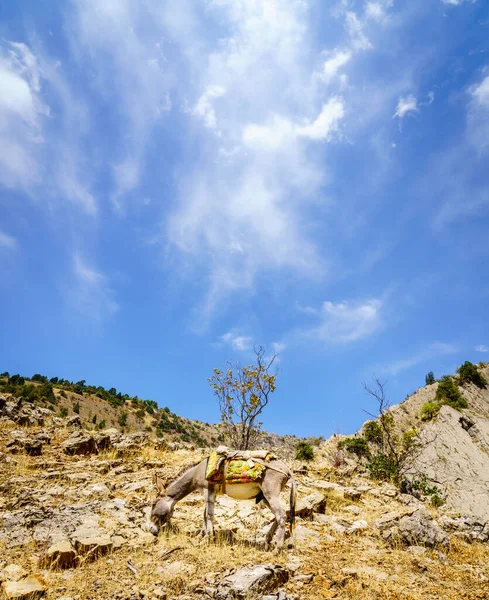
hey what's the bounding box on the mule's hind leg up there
[261,484,286,549]
[261,497,278,547]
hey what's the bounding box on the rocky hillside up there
[0,373,302,456]
[1,400,489,599]
[351,362,489,523]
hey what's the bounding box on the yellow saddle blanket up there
[205,447,276,485]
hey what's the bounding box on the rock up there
[33,433,51,445]
[292,492,326,518]
[2,575,47,599]
[294,526,320,542]
[73,535,113,559]
[345,505,361,515]
[216,565,289,599]
[344,489,362,502]
[66,416,82,428]
[152,588,167,599]
[0,565,27,583]
[341,566,389,581]
[61,431,98,456]
[24,440,43,456]
[42,541,77,568]
[347,520,369,535]
[378,508,449,549]
[439,515,489,542]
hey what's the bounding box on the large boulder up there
[439,515,489,543]
[41,541,77,569]
[376,508,449,549]
[61,431,98,456]
[1,575,47,599]
[216,565,289,599]
[292,492,326,518]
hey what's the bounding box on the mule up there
[148,456,296,548]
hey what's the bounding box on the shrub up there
[339,436,370,458]
[98,420,106,429]
[59,407,68,418]
[367,453,399,482]
[60,390,67,399]
[435,376,467,410]
[92,414,97,424]
[425,371,435,385]
[363,421,383,445]
[73,401,80,414]
[9,374,25,386]
[118,411,128,427]
[457,361,487,389]
[431,494,444,508]
[420,401,440,422]
[295,441,315,461]
[32,373,48,383]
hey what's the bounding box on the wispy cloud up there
[381,342,458,376]
[69,255,119,322]
[300,299,383,344]
[0,231,18,250]
[0,42,48,190]
[468,74,489,154]
[475,344,488,353]
[220,331,253,352]
[393,94,418,119]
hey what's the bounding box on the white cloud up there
[302,299,383,343]
[322,50,351,84]
[296,98,345,140]
[221,331,252,352]
[393,94,418,119]
[467,74,489,153]
[0,42,47,190]
[381,342,458,376]
[475,345,488,353]
[70,255,119,321]
[346,12,372,51]
[193,85,226,130]
[0,231,18,250]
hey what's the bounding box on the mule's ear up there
[153,473,166,495]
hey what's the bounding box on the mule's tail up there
[288,473,297,532]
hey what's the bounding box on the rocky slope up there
[1,401,489,599]
[362,363,489,521]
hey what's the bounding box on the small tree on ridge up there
[208,346,277,450]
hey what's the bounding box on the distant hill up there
[0,371,303,455]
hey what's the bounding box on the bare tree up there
[363,377,423,479]
[208,346,277,450]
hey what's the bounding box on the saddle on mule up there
[205,445,277,485]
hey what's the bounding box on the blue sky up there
[1,0,489,438]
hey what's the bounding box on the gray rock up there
[439,515,489,543]
[0,565,27,583]
[66,415,82,428]
[42,541,77,568]
[216,565,288,599]
[61,431,98,456]
[344,489,362,501]
[2,575,47,599]
[378,508,449,549]
[73,534,113,559]
[292,492,326,518]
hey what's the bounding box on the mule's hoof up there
[143,521,158,536]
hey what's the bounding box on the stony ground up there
[1,412,489,600]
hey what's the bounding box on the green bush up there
[92,414,97,424]
[457,361,487,389]
[295,441,315,461]
[339,436,370,458]
[420,401,440,422]
[98,420,106,429]
[435,376,467,410]
[59,407,68,418]
[367,453,399,482]
[431,494,444,508]
[118,411,128,427]
[363,421,383,445]
[73,401,80,414]
[425,371,435,385]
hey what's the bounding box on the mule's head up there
[147,474,173,535]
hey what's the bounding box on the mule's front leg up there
[200,485,215,539]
